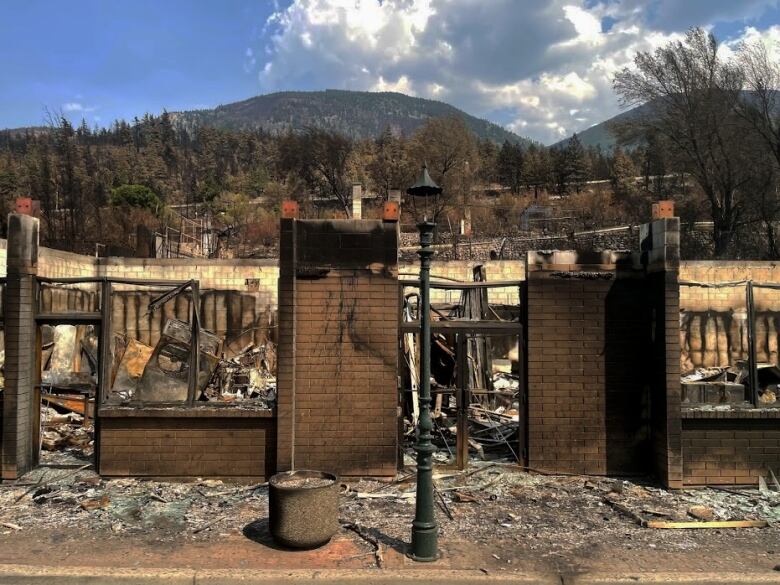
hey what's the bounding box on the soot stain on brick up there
[341,272,395,368]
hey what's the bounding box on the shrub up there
[109,184,162,213]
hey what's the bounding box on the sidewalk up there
[0,527,778,585]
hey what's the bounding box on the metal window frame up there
[398,278,525,470]
[33,276,208,410]
[679,279,780,408]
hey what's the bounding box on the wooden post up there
[455,333,469,470]
[187,281,200,405]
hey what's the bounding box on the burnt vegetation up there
[1,29,780,259]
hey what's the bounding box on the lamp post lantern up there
[406,163,441,562]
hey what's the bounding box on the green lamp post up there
[407,163,442,562]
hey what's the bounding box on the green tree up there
[496,140,524,194]
[368,126,412,199]
[277,128,354,216]
[610,147,637,199]
[109,184,162,212]
[408,116,479,222]
[564,133,590,193]
[0,169,16,198]
[522,144,551,198]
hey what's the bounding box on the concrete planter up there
[268,470,339,548]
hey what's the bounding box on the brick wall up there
[38,248,99,279]
[682,413,780,486]
[98,410,276,479]
[0,237,524,312]
[526,251,653,476]
[277,219,398,477]
[105,258,278,355]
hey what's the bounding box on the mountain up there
[550,102,655,151]
[170,89,533,145]
[552,91,780,150]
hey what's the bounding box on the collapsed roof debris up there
[400,266,522,465]
[203,342,277,405]
[40,407,93,457]
[681,362,780,408]
[106,319,276,408]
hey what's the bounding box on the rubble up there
[0,461,269,539]
[2,461,777,558]
[681,362,780,408]
[400,267,521,463]
[203,342,277,406]
[110,336,154,401]
[136,318,221,402]
[104,320,276,407]
[340,463,780,557]
[39,406,94,458]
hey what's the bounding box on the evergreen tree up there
[496,140,524,194]
[564,133,590,193]
[610,146,637,199]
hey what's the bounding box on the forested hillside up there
[0,113,636,254]
[170,90,532,145]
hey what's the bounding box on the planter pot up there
[269,470,339,548]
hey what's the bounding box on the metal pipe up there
[746,281,759,406]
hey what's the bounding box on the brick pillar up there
[641,217,683,488]
[525,250,652,476]
[276,219,399,477]
[1,214,39,480]
[276,218,297,471]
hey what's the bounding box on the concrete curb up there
[0,565,778,585]
[566,573,780,585]
[0,566,554,584]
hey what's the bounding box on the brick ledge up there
[99,406,275,418]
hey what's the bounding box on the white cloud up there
[723,24,780,61]
[244,46,257,73]
[372,75,415,94]
[561,5,604,45]
[254,0,780,144]
[62,102,98,114]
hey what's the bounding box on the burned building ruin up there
[0,211,778,488]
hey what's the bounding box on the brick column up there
[525,250,652,476]
[276,218,297,471]
[1,214,39,480]
[641,218,683,488]
[276,219,399,477]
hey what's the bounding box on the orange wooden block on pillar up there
[15,197,33,216]
[652,200,674,219]
[281,200,299,219]
[382,201,400,222]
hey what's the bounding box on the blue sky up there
[0,1,283,127]
[2,0,780,143]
